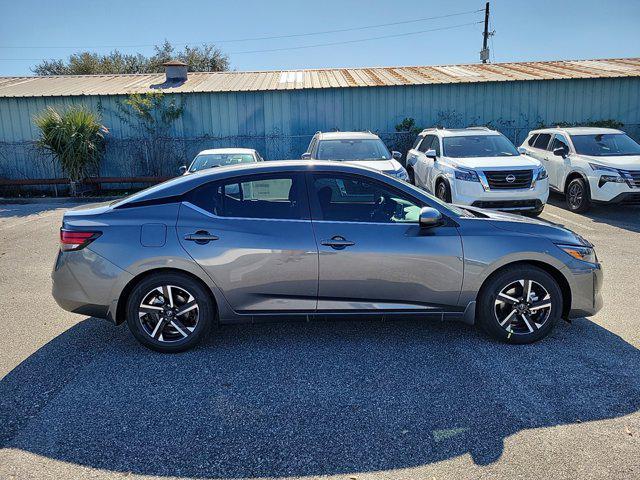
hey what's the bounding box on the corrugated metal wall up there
[1,77,639,180]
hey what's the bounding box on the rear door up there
[177,173,319,313]
[307,172,463,313]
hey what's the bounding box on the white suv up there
[520,127,640,212]
[302,131,409,181]
[406,127,549,216]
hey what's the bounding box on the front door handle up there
[184,230,219,244]
[320,236,355,250]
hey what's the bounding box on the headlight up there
[454,168,479,182]
[589,163,618,173]
[536,167,548,180]
[557,244,597,263]
[393,167,409,181]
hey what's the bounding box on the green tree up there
[34,106,107,192]
[32,41,229,75]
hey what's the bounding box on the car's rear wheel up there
[566,177,591,213]
[435,179,452,203]
[477,265,562,344]
[126,272,214,353]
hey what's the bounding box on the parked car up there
[302,131,409,181]
[520,127,640,212]
[52,161,602,353]
[406,127,549,216]
[179,148,263,175]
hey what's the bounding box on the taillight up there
[59,229,101,251]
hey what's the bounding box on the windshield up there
[570,134,640,157]
[442,135,519,158]
[316,139,391,161]
[189,153,255,172]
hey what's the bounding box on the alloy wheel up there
[494,279,552,335]
[138,285,199,343]
[436,183,448,201]
[567,182,583,209]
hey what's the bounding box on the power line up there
[0,9,483,50]
[230,22,483,55]
[0,21,483,61]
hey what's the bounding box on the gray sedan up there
[52,161,603,352]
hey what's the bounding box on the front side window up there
[550,134,570,152]
[527,134,539,147]
[418,135,434,153]
[191,175,302,219]
[570,133,640,156]
[412,135,424,150]
[442,135,519,158]
[316,139,391,161]
[189,153,256,172]
[532,133,552,150]
[311,174,422,223]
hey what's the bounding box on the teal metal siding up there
[1,77,639,180]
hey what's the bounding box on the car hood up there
[345,159,402,172]
[460,206,589,246]
[577,154,640,170]
[450,155,540,170]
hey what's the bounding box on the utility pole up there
[480,1,491,63]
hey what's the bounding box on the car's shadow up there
[1,317,639,478]
[546,193,640,233]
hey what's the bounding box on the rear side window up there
[533,133,551,150]
[527,134,539,146]
[189,174,303,220]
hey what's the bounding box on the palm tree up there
[34,106,107,194]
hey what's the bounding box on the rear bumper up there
[51,248,132,323]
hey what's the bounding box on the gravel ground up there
[0,196,639,480]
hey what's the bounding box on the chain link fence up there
[2,125,639,196]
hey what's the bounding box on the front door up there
[177,173,318,313]
[307,172,463,312]
[547,133,571,189]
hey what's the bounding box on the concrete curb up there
[0,196,122,204]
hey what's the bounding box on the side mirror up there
[553,147,568,158]
[301,152,312,160]
[425,149,437,160]
[392,151,402,160]
[178,165,187,175]
[517,146,527,155]
[419,207,443,228]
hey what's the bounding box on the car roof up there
[196,148,256,155]
[419,127,501,137]
[112,160,394,208]
[316,131,380,140]
[529,127,624,135]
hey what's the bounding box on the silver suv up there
[52,161,602,352]
[302,131,409,181]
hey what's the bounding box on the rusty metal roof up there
[0,58,638,98]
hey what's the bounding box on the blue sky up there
[0,0,639,76]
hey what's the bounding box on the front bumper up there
[450,177,549,212]
[588,175,640,203]
[566,260,603,319]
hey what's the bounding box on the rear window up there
[533,133,552,150]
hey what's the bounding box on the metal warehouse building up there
[0,57,639,182]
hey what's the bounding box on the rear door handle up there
[184,231,219,244]
[321,236,355,250]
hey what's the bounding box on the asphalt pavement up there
[0,195,639,480]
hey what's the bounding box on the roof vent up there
[163,60,188,83]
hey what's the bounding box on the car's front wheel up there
[566,177,591,213]
[126,272,215,353]
[407,167,415,185]
[477,265,562,344]
[435,179,452,203]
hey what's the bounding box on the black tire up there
[523,207,544,218]
[476,265,562,344]
[126,272,215,353]
[407,168,415,185]
[565,177,591,213]
[435,179,452,203]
